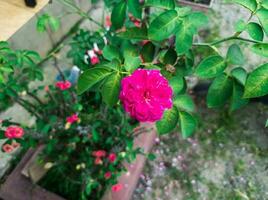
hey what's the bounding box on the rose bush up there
[0,0,268,199]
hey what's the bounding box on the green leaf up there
[256,8,268,35]
[174,94,195,113]
[124,45,141,72]
[262,0,268,9]
[207,73,233,108]
[231,67,247,85]
[148,10,180,41]
[226,44,245,65]
[140,42,155,62]
[178,111,197,138]
[128,0,142,19]
[175,22,193,55]
[230,81,249,111]
[77,67,112,94]
[251,43,268,57]
[111,1,127,29]
[163,48,177,65]
[156,106,178,135]
[144,0,175,9]
[265,119,268,128]
[117,27,148,40]
[101,72,121,106]
[48,16,60,32]
[169,76,184,95]
[232,0,257,11]
[103,45,121,61]
[246,22,264,41]
[235,19,247,32]
[195,55,227,78]
[244,63,268,98]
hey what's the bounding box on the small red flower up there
[66,114,79,124]
[11,141,20,149]
[55,81,72,90]
[134,20,141,28]
[5,126,24,139]
[92,150,106,157]
[44,85,49,92]
[105,16,112,28]
[2,144,14,153]
[90,56,100,65]
[111,183,123,192]
[104,171,112,179]
[108,153,117,163]
[95,157,103,165]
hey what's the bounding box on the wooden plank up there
[0,149,65,200]
[0,0,49,41]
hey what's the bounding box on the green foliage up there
[251,43,268,57]
[207,74,233,108]
[77,67,112,94]
[232,0,257,12]
[111,1,127,29]
[195,55,227,78]
[37,14,60,32]
[226,44,245,65]
[148,10,180,41]
[144,0,175,9]
[246,22,264,41]
[244,63,268,98]
[156,106,178,135]
[178,111,197,138]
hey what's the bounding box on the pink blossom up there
[66,114,79,124]
[104,172,112,179]
[90,56,100,65]
[55,81,72,90]
[11,141,20,149]
[92,150,106,157]
[2,144,14,153]
[120,69,173,122]
[105,16,112,28]
[134,20,141,27]
[108,153,117,163]
[5,126,24,139]
[94,157,103,165]
[111,183,123,192]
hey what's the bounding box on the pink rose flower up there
[92,150,106,157]
[111,183,123,192]
[90,56,100,65]
[120,69,173,122]
[5,126,24,139]
[104,172,112,179]
[2,144,14,153]
[55,81,72,90]
[66,114,79,124]
[108,153,117,163]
